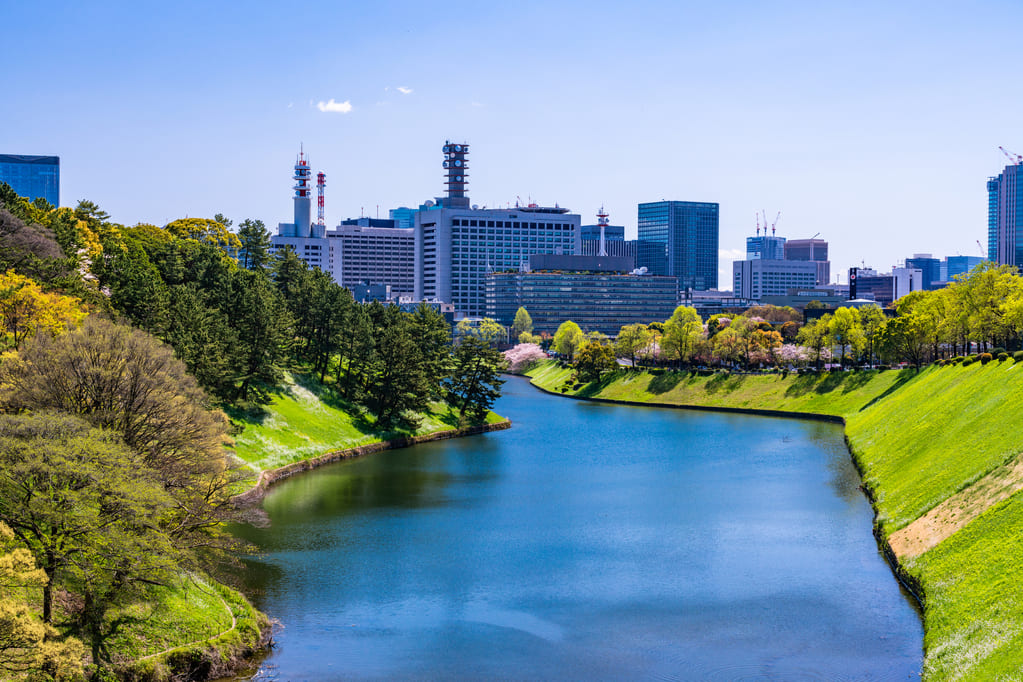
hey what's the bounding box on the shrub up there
[952,356,964,364]
[998,352,1010,362]
[1014,351,1023,362]
[962,356,976,366]
[979,353,993,364]
[993,347,1007,356]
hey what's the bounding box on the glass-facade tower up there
[637,201,718,290]
[990,163,1023,267]
[0,155,59,205]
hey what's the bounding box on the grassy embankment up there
[527,359,1023,681]
[227,370,507,493]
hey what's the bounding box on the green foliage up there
[553,320,584,360]
[574,342,617,383]
[510,306,533,339]
[236,218,272,271]
[447,337,506,422]
[979,352,993,364]
[455,317,506,346]
[614,323,653,366]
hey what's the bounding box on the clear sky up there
[3,0,1021,286]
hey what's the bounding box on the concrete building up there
[580,223,625,241]
[327,224,415,298]
[485,254,678,336]
[893,267,924,300]
[784,238,830,286]
[637,201,719,290]
[270,150,329,270]
[732,259,818,300]
[849,267,902,307]
[989,157,1023,267]
[0,154,59,205]
[581,238,637,263]
[415,141,582,317]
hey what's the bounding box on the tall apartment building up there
[636,201,718,290]
[414,141,581,316]
[0,154,59,205]
[989,158,1023,267]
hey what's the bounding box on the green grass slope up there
[228,371,505,484]
[527,359,1023,680]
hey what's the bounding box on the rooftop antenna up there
[316,172,326,226]
[755,212,760,236]
[597,206,610,257]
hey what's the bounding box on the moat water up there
[233,376,922,680]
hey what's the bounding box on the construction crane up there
[977,240,987,258]
[1000,146,1023,166]
[771,211,781,235]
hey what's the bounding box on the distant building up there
[389,207,418,230]
[732,259,818,301]
[581,238,637,263]
[946,255,984,282]
[784,238,830,285]
[746,234,786,260]
[486,253,678,336]
[637,201,719,290]
[580,223,625,241]
[327,224,415,298]
[760,288,850,311]
[340,217,397,228]
[990,158,1023,267]
[415,141,581,317]
[0,154,59,205]
[892,267,924,300]
[270,149,329,270]
[905,254,942,290]
[849,267,895,307]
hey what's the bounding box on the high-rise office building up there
[746,234,786,260]
[415,141,581,316]
[0,154,59,205]
[389,207,418,230]
[905,254,942,290]
[989,159,1023,267]
[946,255,984,282]
[784,238,830,285]
[733,259,818,300]
[636,201,718,290]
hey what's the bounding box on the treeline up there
[0,184,504,678]
[510,262,1023,380]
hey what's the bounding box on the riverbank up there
[527,360,1023,680]
[227,371,510,502]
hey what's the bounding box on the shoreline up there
[231,419,512,507]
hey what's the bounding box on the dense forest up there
[0,184,504,680]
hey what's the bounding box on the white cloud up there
[287,102,294,109]
[316,98,353,114]
[719,248,743,260]
[471,101,484,108]
[397,86,413,95]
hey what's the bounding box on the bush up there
[952,356,964,364]
[993,347,1007,356]
[963,356,976,366]
[998,352,1009,362]
[979,353,993,365]
[1013,351,1023,362]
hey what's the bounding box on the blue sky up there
[3,1,1021,286]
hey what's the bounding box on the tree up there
[366,315,431,429]
[410,304,452,396]
[797,315,832,370]
[164,283,239,399]
[0,272,85,350]
[614,324,652,367]
[553,320,584,360]
[574,342,617,382]
[510,307,533,340]
[447,337,506,422]
[828,306,864,366]
[858,305,886,367]
[0,317,236,557]
[164,217,242,254]
[456,317,506,347]
[661,305,703,367]
[237,218,272,271]
[502,343,546,373]
[228,269,293,401]
[0,522,85,680]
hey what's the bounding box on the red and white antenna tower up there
[316,172,326,226]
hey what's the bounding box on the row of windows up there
[452,219,573,230]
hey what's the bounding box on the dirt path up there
[889,454,1023,560]
[137,582,237,662]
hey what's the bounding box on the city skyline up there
[3,1,1022,286]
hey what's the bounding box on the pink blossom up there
[503,343,547,373]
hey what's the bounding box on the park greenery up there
[0,184,506,679]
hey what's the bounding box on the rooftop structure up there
[0,154,59,206]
